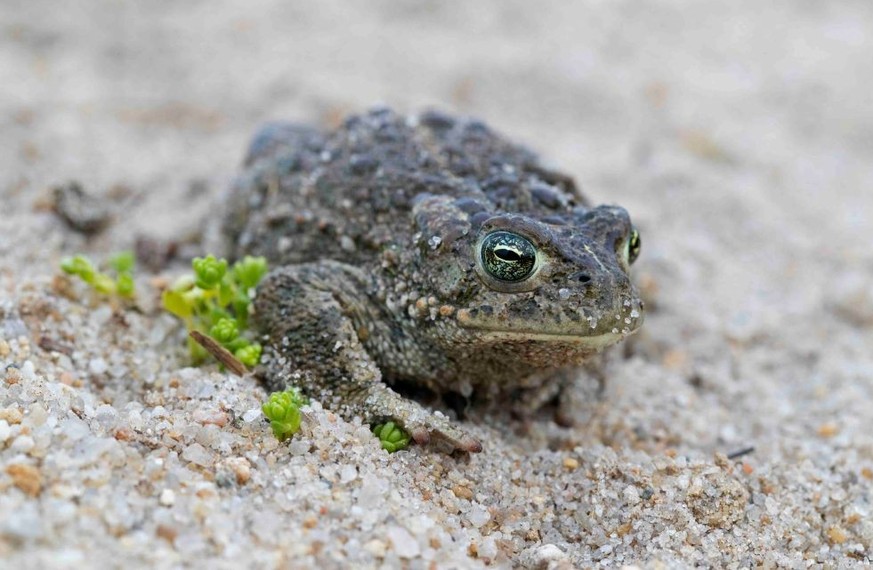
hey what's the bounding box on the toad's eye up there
[480,231,538,282]
[625,227,641,265]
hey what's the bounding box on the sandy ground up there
[2,1,873,568]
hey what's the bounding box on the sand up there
[2,1,873,568]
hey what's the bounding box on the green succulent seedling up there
[372,421,411,453]
[161,254,268,367]
[60,251,136,299]
[262,387,309,441]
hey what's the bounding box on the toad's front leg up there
[254,262,482,453]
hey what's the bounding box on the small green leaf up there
[231,296,251,329]
[162,290,193,319]
[262,389,304,441]
[235,343,262,367]
[217,279,235,307]
[233,255,269,290]
[161,252,268,367]
[226,337,250,352]
[209,318,239,345]
[373,421,410,453]
[60,255,96,283]
[108,251,135,274]
[192,255,228,290]
[92,273,116,295]
[116,273,135,297]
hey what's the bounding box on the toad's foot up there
[255,262,482,454]
[361,383,482,453]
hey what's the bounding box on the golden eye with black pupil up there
[480,231,537,282]
[627,227,641,265]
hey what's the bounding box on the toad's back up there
[222,109,587,267]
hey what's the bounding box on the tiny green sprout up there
[162,253,268,366]
[235,343,262,368]
[60,252,136,299]
[373,421,411,453]
[161,289,193,320]
[233,256,268,291]
[192,255,228,290]
[262,388,307,441]
[209,318,239,345]
[108,251,135,274]
[60,255,96,283]
[115,272,135,298]
[91,273,117,295]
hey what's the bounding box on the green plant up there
[60,251,136,298]
[262,387,309,441]
[162,255,268,365]
[372,421,411,453]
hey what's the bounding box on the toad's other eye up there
[625,227,641,265]
[480,231,538,282]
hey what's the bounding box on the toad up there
[221,109,643,453]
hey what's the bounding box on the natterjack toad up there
[222,109,643,453]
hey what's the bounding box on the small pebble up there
[11,434,35,453]
[88,358,108,375]
[363,539,387,558]
[340,464,358,483]
[0,407,23,424]
[242,408,262,423]
[386,525,420,558]
[193,409,229,427]
[182,443,214,467]
[526,544,567,568]
[7,463,43,496]
[160,489,176,506]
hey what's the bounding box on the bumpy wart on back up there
[222,108,644,453]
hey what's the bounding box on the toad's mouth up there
[464,329,630,349]
[454,305,644,347]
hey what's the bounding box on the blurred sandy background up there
[2,1,873,567]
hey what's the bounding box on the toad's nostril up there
[568,272,591,284]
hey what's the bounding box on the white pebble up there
[242,408,262,423]
[357,475,387,509]
[88,358,108,374]
[0,420,10,442]
[182,443,214,467]
[11,434,35,453]
[478,536,498,559]
[26,404,48,427]
[93,405,118,431]
[386,525,420,558]
[127,409,144,431]
[61,417,91,441]
[363,538,387,558]
[340,464,358,483]
[1,502,42,540]
[160,489,175,506]
[623,485,641,504]
[21,360,35,379]
[523,544,567,567]
[468,502,491,527]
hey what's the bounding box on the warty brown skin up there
[222,108,643,453]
